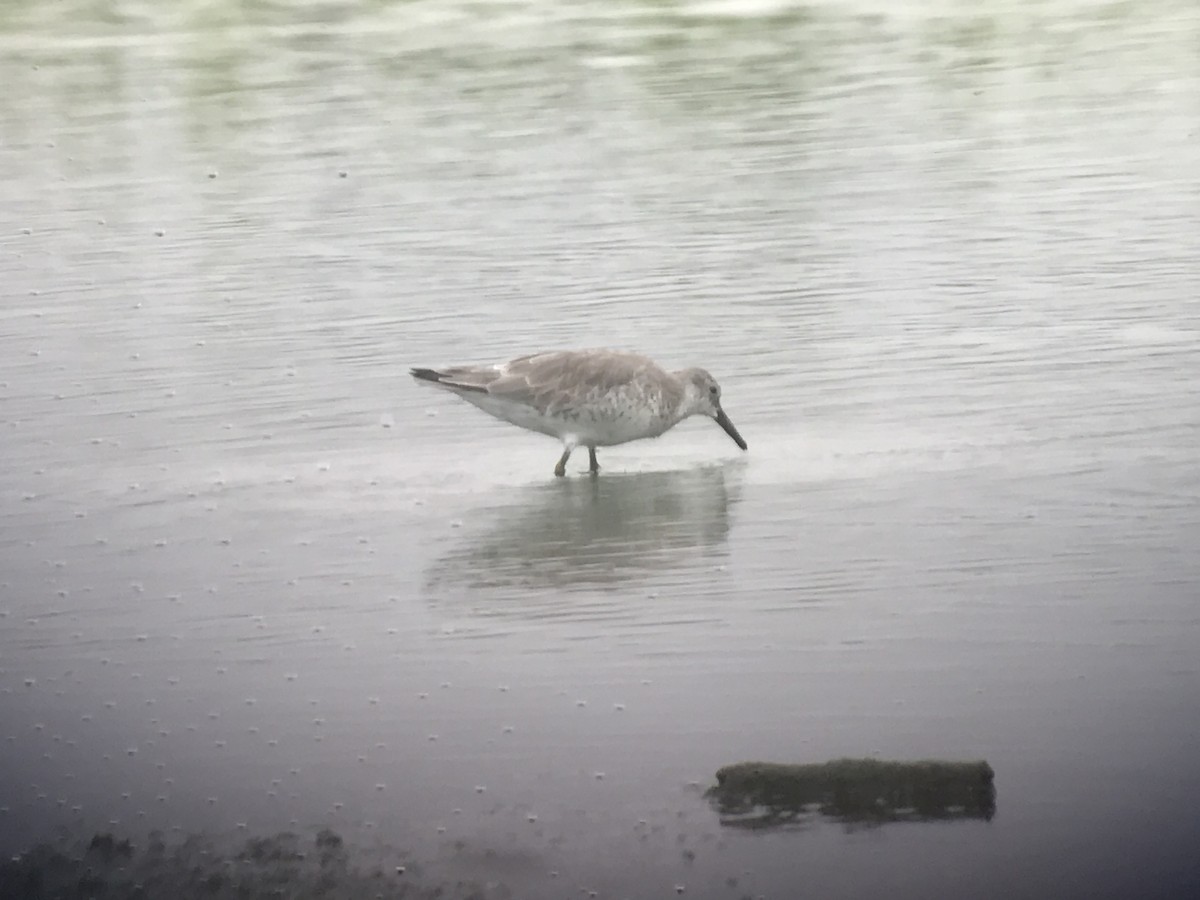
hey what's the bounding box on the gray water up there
[2,0,1199,897]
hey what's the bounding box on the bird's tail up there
[410,367,444,384]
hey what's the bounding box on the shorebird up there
[411,349,747,476]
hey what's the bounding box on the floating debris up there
[708,758,996,829]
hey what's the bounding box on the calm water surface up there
[2,1,1199,897]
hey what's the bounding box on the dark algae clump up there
[0,828,490,900]
[708,758,996,829]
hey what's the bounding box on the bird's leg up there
[554,448,571,478]
[588,446,600,476]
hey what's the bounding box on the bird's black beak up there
[715,407,747,450]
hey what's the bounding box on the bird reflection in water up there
[425,466,740,605]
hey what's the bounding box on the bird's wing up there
[413,350,660,414]
[490,351,653,414]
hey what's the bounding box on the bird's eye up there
[709,385,719,397]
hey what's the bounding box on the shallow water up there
[2,0,1200,897]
